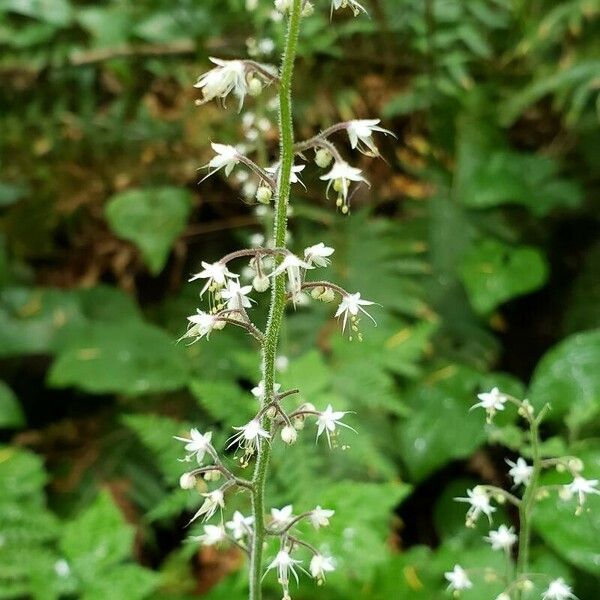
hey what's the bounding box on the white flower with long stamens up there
[506,457,533,487]
[266,550,303,597]
[320,160,369,214]
[563,476,600,509]
[189,261,237,296]
[346,119,394,155]
[203,143,241,179]
[178,310,220,344]
[485,525,517,552]
[270,505,294,528]
[455,486,496,525]
[334,292,376,337]
[310,554,335,582]
[266,163,306,187]
[174,429,213,464]
[190,489,225,524]
[471,387,508,422]
[221,280,254,311]
[445,565,472,592]
[316,404,355,447]
[271,253,313,299]
[331,0,368,17]
[304,242,334,267]
[542,578,578,600]
[310,506,335,529]
[228,419,270,456]
[226,511,255,540]
[194,58,247,108]
[251,380,281,402]
[193,524,226,546]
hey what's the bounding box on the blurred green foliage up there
[0,0,599,598]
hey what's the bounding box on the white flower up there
[266,550,302,595]
[304,242,335,267]
[193,524,226,546]
[189,261,237,296]
[331,0,368,17]
[471,387,507,421]
[310,506,335,529]
[542,578,577,600]
[203,143,241,179]
[455,487,496,525]
[54,559,70,578]
[346,119,394,155]
[444,565,472,592]
[194,58,249,110]
[226,511,254,539]
[485,525,517,552]
[281,425,298,445]
[271,254,313,300]
[506,457,533,487]
[174,429,213,464]
[274,0,292,12]
[320,160,369,213]
[221,280,254,310]
[564,476,600,508]
[190,489,225,524]
[316,404,355,447]
[179,310,220,344]
[270,505,294,527]
[310,554,335,582]
[228,419,271,456]
[334,292,376,336]
[266,163,306,187]
[179,472,196,490]
[251,380,281,402]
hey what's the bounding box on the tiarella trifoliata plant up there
[445,389,599,600]
[175,2,388,599]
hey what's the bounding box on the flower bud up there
[256,185,273,204]
[293,415,305,430]
[213,318,227,330]
[253,275,270,292]
[281,425,298,445]
[315,148,332,168]
[266,405,277,419]
[310,286,335,303]
[333,178,344,193]
[204,469,222,482]
[302,1,314,16]
[179,472,196,490]
[248,77,262,97]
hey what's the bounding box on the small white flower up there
[455,487,496,525]
[220,280,254,311]
[316,404,355,447]
[189,261,237,296]
[271,505,294,527]
[193,524,226,546]
[331,0,368,17]
[542,578,577,600]
[194,58,248,109]
[228,419,271,456]
[251,380,281,402]
[471,387,508,422]
[204,143,241,179]
[190,489,225,524]
[334,292,376,336]
[506,457,533,487]
[564,476,600,508]
[485,525,517,552]
[281,425,298,445]
[310,554,335,582]
[271,254,313,300]
[304,242,335,267]
[179,310,221,344]
[174,429,213,464]
[266,550,302,595]
[320,160,369,213]
[54,559,70,578]
[226,511,254,539]
[310,506,335,529]
[444,565,472,592]
[179,472,196,490]
[346,119,394,155]
[275,355,289,372]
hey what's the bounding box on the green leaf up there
[460,239,548,314]
[48,321,189,395]
[529,329,600,430]
[0,381,25,428]
[4,0,74,26]
[81,564,158,600]
[533,440,600,576]
[105,187,192,275]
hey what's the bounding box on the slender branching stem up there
[249,2,303,599]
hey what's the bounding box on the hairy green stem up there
[249,2,302,599]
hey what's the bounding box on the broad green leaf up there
[0,381,25,428]
[529,329,600,430]
[48,321,189,395]
[105,187,192,275]
[460,239,548,314]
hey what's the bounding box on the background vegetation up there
[0,0,598,598]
